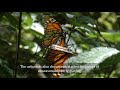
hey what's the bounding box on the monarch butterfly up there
[42,16,74,78]
[47,35,73,78]
[42,16,63,48]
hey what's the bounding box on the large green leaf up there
[64,47,120,75]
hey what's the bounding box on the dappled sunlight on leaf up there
[65,47,120,74]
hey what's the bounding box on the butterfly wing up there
[48,50,70,78]
[42,16,63,48]
[47,36,72,78]
[42,34,60,48]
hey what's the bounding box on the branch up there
[14,12,22,78]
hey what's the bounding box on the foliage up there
[0,12,120,78]
[63,47,119,78]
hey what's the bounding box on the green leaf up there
[4,13,18,28]
[65,47,120,73]
[22,12,32,29]
[75,24,97,35]
[101,32,120,43]
[70,16,96,26]
[77,16,96,25]
[69,15,97,37]
[88,32,120,43]
[0,58,14,77]
[99,52,120,68]
[1,25,17,31]
[0,58,20,78]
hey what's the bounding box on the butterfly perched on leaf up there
[42,15,74,78]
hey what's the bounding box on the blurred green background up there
[0,12,120,78]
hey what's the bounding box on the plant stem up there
[14,12,22,78]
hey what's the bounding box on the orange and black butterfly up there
[47,34,74,78]
[42,16,63,48]
[42,16,74,78]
